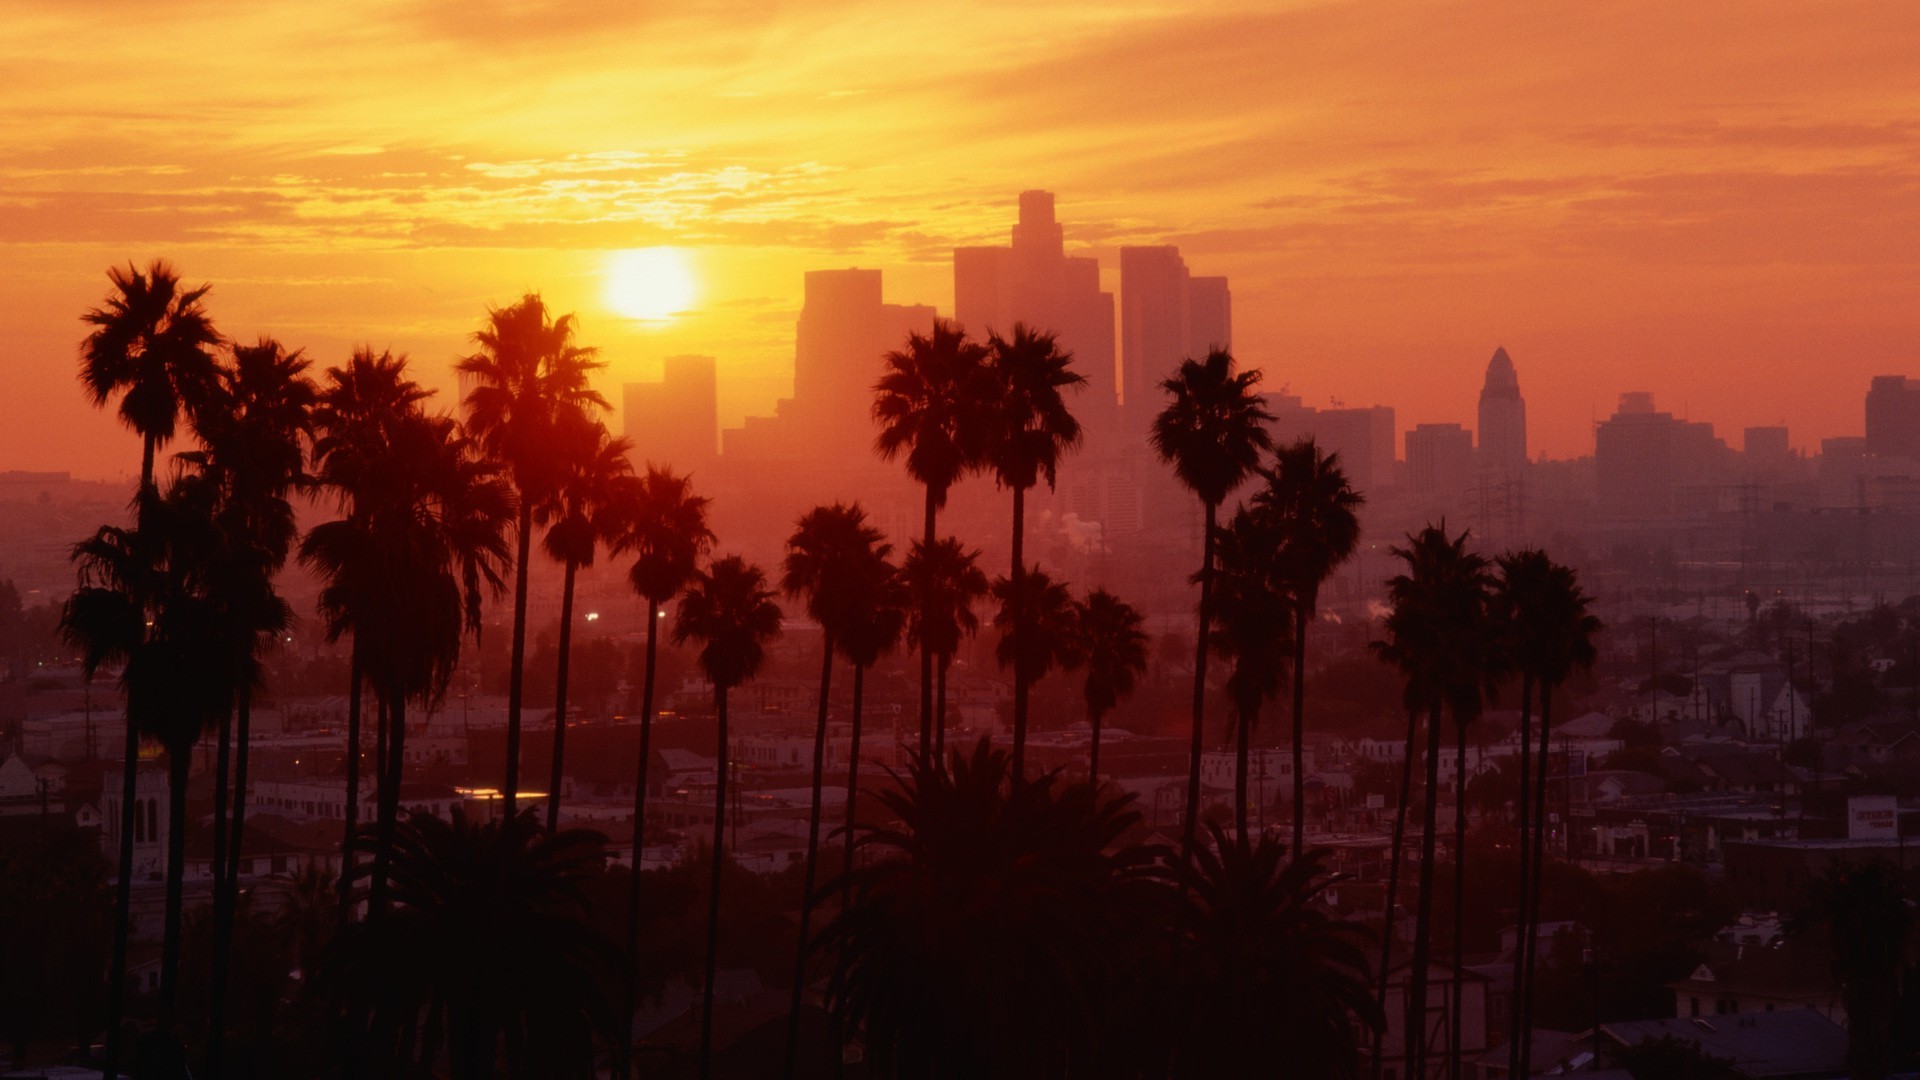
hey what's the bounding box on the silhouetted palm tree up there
[1069,588,1148,783]
[991,565,1080,776]
[1158,826,1384,1079]
[818,740,1142,1076]
[1803,860,1914,1080]
[1498,550,1599,1080]
[327,808,621,1078]
[781,503,891,1075]
[458,294,608,816]
[308,348,431,928]
[837,559,907,903]
[1151,349,1274,861]
[901,537,989,760]
[1373,526,1496,1080]
[304,411,512,919]
[873,320,992,749]
[1211,510,1294,840]
[674,556,783,1079]
[610,464,711,1076]
[75,259,221,1080]
[539,416,634,831]
[985,325,1084,762]
[1251,439,1363,854]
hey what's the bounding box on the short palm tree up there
[674,556,783,1079]
[457,294,608,817]
[1497,550,1599,1080]
[1069,589,1148,783]
[1211,510,1295,840]
[985,325,1084,761]
[1251,439,1363,854]
[873,320,992,749]
[901,537,989,761]
[1151,349,1274,861]
[538,416,634,831]
[780,503,891,1073]
[991,565,1080,777]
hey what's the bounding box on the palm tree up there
[837,561,907,904]
[1498,551,1599,1080]
[457,294,608,817]
[1211,509,1294,840]
[674,556,783,1079]
[609,465,711,1076]
[326,808,621,1078]
[75,259,221,1080]
[1069,589,1148,783]
[780,503,890,1075]
[990,565,1080,777]
[1158,826,1384,1079]
[985,325,1084,762]
[304,410,513,919]
[1372,526,1497,1080]
[1804,860,1913,1080]
[539,416,635,831]
[817,740,1142,1077]
[1151,349,1274,862]
[901,537,989,761]
[873,320,992,750]
[308,348,431,928]
[1251,439,1363,854]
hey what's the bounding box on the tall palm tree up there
[837,560,907,902]
[304,411,513,919]
[1151,349,1274,862]
[985,325,1084,761]
[1372,526,1497,1080]
[1211,509,1294,840]
[458,294,608,817]
[1251,439,1364,854]
[609,465,711,1077]
[1069,588,1148,783]
[308,348,431,928]
[873,320,992,750]
[1498,551,1598,1080]
[901,537,989,761]
[539,416,635,831]
[780,503,890,1075]
[990,565,1080,776]
[673,556,782,1079]
[75,259,221,1080]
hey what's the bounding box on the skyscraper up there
[1477,346,1527,474]
[625,354,719,468]
[1865,375,1920,459]
[789,268,936,460]
[1119,246,1233,434]
[1406,422,1475,500]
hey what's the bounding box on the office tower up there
[1186,276,1232,357]
[1406,422,1475,499]
[624,354,718,467]
[954,191,1118,443]
[1119,247,1235,432]
[1476,346,1527,474]
[1594,392,1732,517]
[1865,375,1920,459]
[1743,425,1791,480]
[788,268,936,461]
[1266,392,1396,493]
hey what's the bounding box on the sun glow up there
[604,247,698,322]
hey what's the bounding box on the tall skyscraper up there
[1406,422,1475,500]
[1594,392,1732,517]
[1476,346,1527,474]
[1119,246,1233,433]
[954,191,1118,442]
[625,354,719,468]
[1865,375,1920,459]
[788,268,936,461]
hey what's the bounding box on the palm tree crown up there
[902,538,989,664]
[872,319,992,506]
[1150,349,1275,508]
[457,294,609,500]
[991,566,1081,691]
[79,260,222,486]
[1252,438,1364,616]
[782,503,892,642]
[1070,589,1149,726]
[985,324,1084,492]
[616,466,715,606]
[675,556,784,692]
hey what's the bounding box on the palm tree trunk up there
[1373,706,1420,1080]
[1292,603,1309,855]
[505,503,534,816]
[1451,713,1469,1080]
[934,655,950,765]
[621,601,663,1080]
[700,687,731,1080]
[369,692,407,919]
[104,705,140,1080]
[1089,704,1105,784]
[340,653,364,930]
[1507,675,1535,1080]
[785,633,835,1077]
[1519,682,1555,1080]
[375,694,388,806]
[919,488,937,752]
[158,745,190,1030]
[844,662,868,903]
[1183,499,1218,864]
[1408,702,1444,1080]
[1234,699,1252,839]
[1011,484,1028,777]
[210,681,255,1075]
[208,698,234,1070]
[548,559,579,832]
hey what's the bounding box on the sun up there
[604,247,698,321]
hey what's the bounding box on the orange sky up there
[4,0,1917,480]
